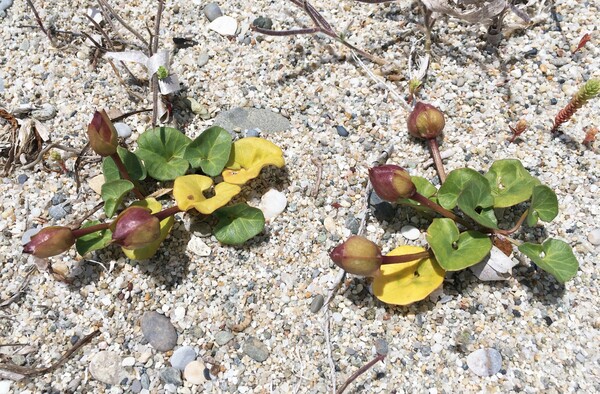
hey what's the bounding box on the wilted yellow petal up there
[222,138,284,185]
[123,198,174,260]
[190,182,241,214]
[173,175,213,211]
[373,245,445,305]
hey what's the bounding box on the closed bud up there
[407,102,445,139]
[87,110,118,156]
[23,226,75,258]
[369,165,416,202]
[329,236,382,277]
[111,207,161,250]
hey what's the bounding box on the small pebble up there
[183,360,205,384]
[259,189,287,220]
[588,229,600,246]
[114,122,132,138]
[214,331,234,346]
[48,205,68,220]
[17,174,28,184]
[400,225,420,240]
[373,202,395,222]
[122,356,136,367]
[51,192,67,205]
[89,351,124,385]
[550,98,557,105]
[309,294,324,313]
[203,2,223,22]
[187,236,211,256]
[244,128,260,137]
[31,103,56,121]
[243,337,270,362]
[141,311,178,351]
[0,381,12,394]
[160,367,183,386]
[252,16,273,30]
[197,52,210,67]
[467,348,502,377]
[375,338,388,356]
[335,125,349,137]
[208,16,238,36]
[21,227,39,245]
[130,380,142,394]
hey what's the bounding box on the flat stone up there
[183,360,205,385]
[252,16,273,30]
[197,52,209,68]
[160,367,183,386]
[130,379,142,393]
[467,348,502,377]
[208,15,237,36]
[588,228,600,245]
[214,331,234,346]
[187,236,211,256]
[259,189,287,221]
[89,351,124,385]
[122,356,136,367]
[170,346,196,371]
[400,225,420,240]
[141,311,178,351]
[309,294,324,314]
[243,337,270,363]
[213,107,290,135]
[114,122,132,138]
[203,2,222,22]
[48,204,68,220]
[0,380,12,394]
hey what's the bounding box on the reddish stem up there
[109,152,145,200]
[495,209,529,236]
[427,138,446,183]
[72,222,110,238]
[381,251,431,264]
[154,205,182,221]
[410,192,472,229]
[336,354,385,394]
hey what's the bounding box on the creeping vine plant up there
[24,110,285,260]
[331,104,579,306]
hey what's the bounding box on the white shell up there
[208,16,238,36]
[259,189,287,221]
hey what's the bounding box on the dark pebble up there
[203,2,222,22]
[464,153,472,162]
[543,316,553,326]
[375,338,389,356]
[51,193,67,205]
[373,202,395,222]
[141,311,178,351]
[131,379,142,394]
[252,16,273,30]
[70,335,80,345]
[17,174,28,184]
[512,310,522,318]
[376,372,386,380]
[309,294,324,313]
[523,48,538,57]
[335,125,349,137]
[203,367,211,380]
[48,205,68,220]
[550,98,557,105]
[344,216,360,234]
[159,367,183,386]
[140,373,150,389]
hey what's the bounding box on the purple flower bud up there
[407,102,445,139]
[23,226,75,258]
[111,207,161,250]
[329,236,382,277]
[87,110,118,157]
[369,165,416,202]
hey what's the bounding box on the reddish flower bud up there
[369,165,416,202]
[87,110,118,156]
[330,236,382,277]
[111,207,161,250]
[407,102,445,139]
[23,226,75,258]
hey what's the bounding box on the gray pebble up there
[140,373,150,389]
[160,367,183,386]
[243,337,270,362]
[0,75,4,92]
[48,205,68,220]
[198,52,210,68]
[455,77,466,87]
[170,346,196,371]
[467,348,502,377]
[131,379,142,394]
[31,103,57,121]
[89,351,124,385]
[17,174,28,184]
[203,2,222,22]
[51,193,67,206]
[369,191,384,206]
[373,202,395,222]
[344,216,360,234]
[244,128,261,137]
[213,107,290,135]
[215,331,234,345]
[375,338,388,356]
[0,0,13,15]
[309,294,324,313]
[588,229,600,245]
[141,311,178,351]
[335,125,349,137]
[252,16,273,30]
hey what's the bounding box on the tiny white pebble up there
[588,229,600,246]
[401,225,421,240]
[122,357,136,367]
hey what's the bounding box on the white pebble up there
[588,229,600,246]
[183,360,206,384]
[400,225,420,240]
[259,189,287,221]
[467,348,502,377]
[207,16,237,36]
[0,380,12,394]
[187,236,211,256]
[173,306,186,321]
[122,356,136,367]
[114,122,132,138]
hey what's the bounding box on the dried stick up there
[324,310,337,394]
[97,0,149,48]
[0,267,35,308]
[24,0,58,46]
[151,0,165,126]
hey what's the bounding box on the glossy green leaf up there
[75,220,113,256]
[213,203,265,245]
[412,176,437,199]
[101,179,134,217]
[518,239,578,282]
[456,178,498,229]
[184,126,232,176]
[135,127,191,181]
[103,146,147,182]
[526,185,558,226]
[437,168,483,209]
[484,159,540,208]
[426,218,492,271]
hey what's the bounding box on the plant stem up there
[109,153,145,200]
[151,0,165,127]
[336,354,385,394]
[154,205,182,221]
[427,138,446,183]
[410,193,472,229]
[381,250,431,265]
[72,222,110,238]
[495,209,529,236]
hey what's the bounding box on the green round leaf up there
[75,220,113,256]
[135,127,191,181]
[526,185,558,226]
[426,218,492,271]
[213,203,265,245]
[484,159,540,208]
[184,126,232,176]
[437,168,482,209]
[518,239,579,283]
[456,178,498,229]
[103,146,147,182]
[101,179,134,218]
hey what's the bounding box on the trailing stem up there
[410,193,472,229]
[427,138,446,183]
[381,250,431,264]
[109,153,145,200]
